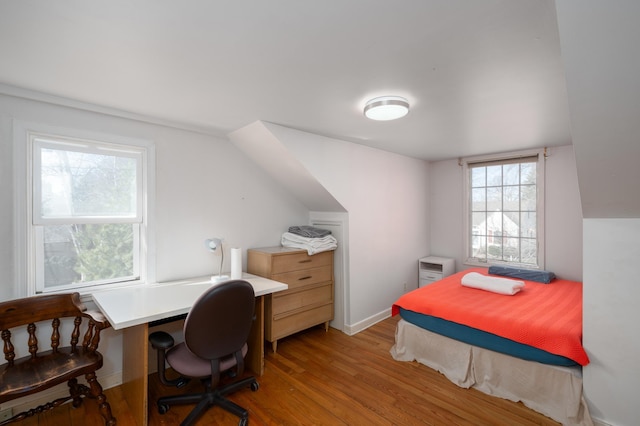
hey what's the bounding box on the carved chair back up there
[0,293,115,425]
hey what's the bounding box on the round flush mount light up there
[364,96,410,121]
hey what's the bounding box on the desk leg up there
[122,323,149,426]
[246,295,265,376]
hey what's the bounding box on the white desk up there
[92,273,287,426]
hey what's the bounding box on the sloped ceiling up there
[555,1,640,218]
[228,121,345,212]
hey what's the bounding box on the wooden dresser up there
[247,246,334,352]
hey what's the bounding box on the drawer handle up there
[298,259,312,263]
[298,276,312,281]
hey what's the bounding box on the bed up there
[390,268,593,425]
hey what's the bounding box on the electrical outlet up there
[0,408,13,421]
[403,282,407,292]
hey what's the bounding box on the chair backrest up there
[0,292,109,364]
[0,292,89,330]
[183,280,255,361]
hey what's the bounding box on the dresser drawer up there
[419,270,442,281]
[270,250,332,274]
[248,246,335,351]
[271,283,332,316]
[272,265,332,290]
[268,303,333,341]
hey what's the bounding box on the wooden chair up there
[0,293,116,425]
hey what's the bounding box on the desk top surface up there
[92,273,287,330]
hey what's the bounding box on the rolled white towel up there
[461,272,525,295]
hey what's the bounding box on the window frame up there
[13,121,156,297]
[461,149,546,269]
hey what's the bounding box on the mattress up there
[392,268,589,366]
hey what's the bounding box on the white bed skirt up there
[390,319,593,426]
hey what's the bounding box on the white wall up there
[428,158,464,267]
[543,146,583,281]
[428,145,583,281]
[555,3,640,424]
[262,123,431,331]
[0,92,309,388]
[0,115,12,298]
[583,219,640,425]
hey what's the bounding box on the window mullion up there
[463,150,543,269]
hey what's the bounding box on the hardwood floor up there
[30,315,560,425]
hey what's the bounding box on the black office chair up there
[149,280,259,426]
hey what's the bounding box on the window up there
[14,123,155,295]
[463,150,545,268]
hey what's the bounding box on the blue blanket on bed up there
[488,265,556,284]
[399,308,577,366]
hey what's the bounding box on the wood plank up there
[122,323,149,426]
[246,295,266,376]
[31,316,561,425]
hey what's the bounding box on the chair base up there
[157,376,258,426]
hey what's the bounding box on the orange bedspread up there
[392,268,589,366]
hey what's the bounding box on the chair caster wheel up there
[239,417,248,426]
[250,381,259,391]
[158,403,170,414]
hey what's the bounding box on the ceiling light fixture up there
[364,96,410,121]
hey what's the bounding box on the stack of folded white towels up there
[281,226,338,255]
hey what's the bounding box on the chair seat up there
[0,347,102,403]
[166,343,248,378]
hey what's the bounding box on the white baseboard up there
[592,418,613,426]
[344,308,391,336]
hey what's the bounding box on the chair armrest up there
[83,309,111,329]
[149,331,175,350]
